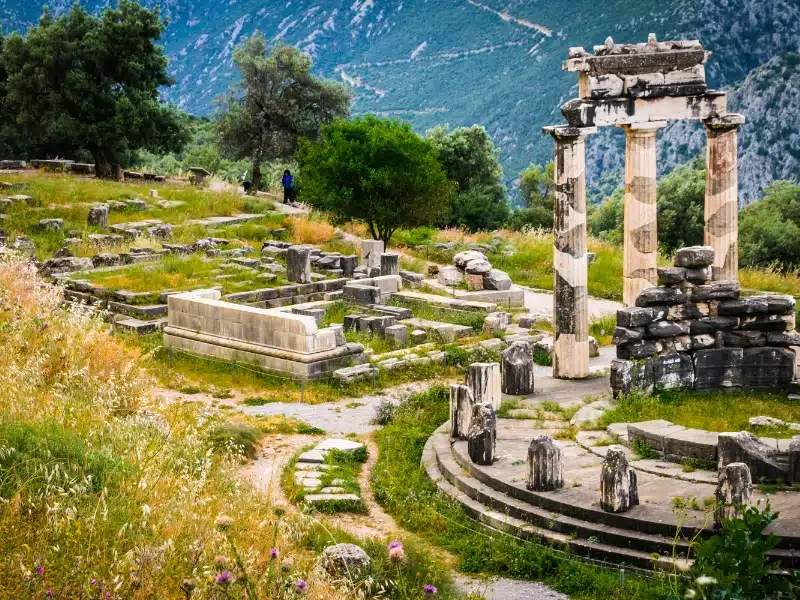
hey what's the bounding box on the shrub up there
[372,398,397,425]
[207,422,262,460]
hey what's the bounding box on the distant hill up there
[2,0,799,201]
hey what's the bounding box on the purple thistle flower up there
[104,594,111,600]
[295,579,308,594]
[37,566,45,576]
[388,541,403,550]
[423,584,438,594]
[216,571,232,586]
[90,579,97,586]
[45,591,53,599]
[269,547,279,559]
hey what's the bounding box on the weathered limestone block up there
[501,341,534,395]
[453,250,487,269]
[646,320,689,338]
[690,316,739,334]
[343,284,381,305]
[715,462,753,526]
[690,281,739,301]
[685,266,712,283]
[40,256,93,275]
[578,73,624,99]
[718,297,769,316]
[613,326,645,345]
[287,245,312,284]
[693,348,743,390]
[38,218,63,232]
[742,347,795,388]
[527,435,564,491]
[617,339,662,360]
[450,384,475,439]
[600,447,639,513]
[361,240,384,268]
[657,267,685,285]
[437,266,463,287]
[762,295,796,314]
[722,330,766,348]
[87,204,109,228]
[483,269,512,291]
[340,255,358,278]
[653,353,694,391]
[380,253,399,276]
[610,358,654,398]
[320,543,371,577]
[465,259,492,275]
[464,272,484,290]
[384,324,407,347]
[483,311,510,335]
[739,314,791,332]
[467,403,497,466]
[674,246,714,268]
[717,431,787,483]
[635,286,685,306]
[766,331,800,347]
[616,307,657,327]
[561,93,726,128]
[466,363,502,410]
[790,438,800,484]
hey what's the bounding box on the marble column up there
[544,125,596,379]
[621,122,665,307]
[704,114,744,281]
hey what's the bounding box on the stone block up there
[742,347,795,388]
[87,204,109,228]
[653,353,694,391]
[718,432,787,483]
[613,326,644,345]
[657,267,685,285]
[361,240,384,268]
[766,331,800,347]
[663,428,719,463]
[690,334,716,351]
[410,329,427,345]
[635,286,685,306]
[719,297,769,316]
[501,341,534,396]
[790,439,800,484]
[464,272,484,291]
[343,284,381,305]
[610,358,654,398]
[38,218,63,232]
[685,266,712,283]
[483,311,510,335]
[690,316,739,334]
[723,330,766,348]
[527,435,564,491]
[739,314,790,332]
[627,419,685,452]
[437,266,463,287]
[578,72,624,99]
[600,447,639,513]
[287,245,312,284]
[690,281,740,301]
[763,295,796,314]
[380,253,399,276]
[617,339,662,360]
[320,544,371,577]
[450,384,475,439]
[465,259,492,275]
[466,363,502,410]
[483,269,512,291]
[616,307,657,327]
[384,324,407,347]
[453,250,487,269]
[369,315,396,336]
[467,403,497,466]
[647,320,689,338]
[674,246,714,268]
[340,255,358,278]
[715,463,753,526]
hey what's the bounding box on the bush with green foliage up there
[513,162,555,230]
[0,1,190,176]
[451,183,510,232]
[298,116,455,245]
[740,180,800,270]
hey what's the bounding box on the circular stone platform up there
[423,418,800,571]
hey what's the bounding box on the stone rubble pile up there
[611,246,799,397]
[437,250,512,292]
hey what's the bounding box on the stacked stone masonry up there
[611,246,798,397]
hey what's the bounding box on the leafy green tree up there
[740,180,800,270]
[297,116,455,245]
[426,124,509,230]
[513,162,555,230]
[587,189,623,244]
[0,29,16,158]
[216,35,350,192]
[1,1,189,177]
[656,156,706,254]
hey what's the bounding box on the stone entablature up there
[611,246,798,396]
[163,289,364,379]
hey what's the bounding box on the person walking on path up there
[282,169,295,204]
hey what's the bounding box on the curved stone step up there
[424,429,691,572]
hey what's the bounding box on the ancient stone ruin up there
[527,435,564,492]
[600,447,639,513]
[467,403,497,466]
[611,246,798,396]
[715,462,753,526]
[545,35,743,379]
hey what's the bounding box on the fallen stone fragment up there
[715,462,752,526]
[527,435,563,492]
[600,447,639,513]
[467,403,497,466]
[320,543,371,577]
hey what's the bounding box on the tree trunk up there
[250,161,262,195]
[94,152,112,179]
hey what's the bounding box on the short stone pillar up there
[600,447,639,513]
[380,253,399,276]
[790,438,800,484]
[544,125,595,379]
[621,121,665,307]
[340,255,358,278]
[87,204,109,228]
[714,462,752,527]
[449,384,475,439]
[527,435,563,491]
[466,363,501,410]
[467,403,496,466]
[287,245,312,284]
[704,113,744,282]
[361,240,384,269]
[501,341,534,396]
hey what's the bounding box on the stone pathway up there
[520,285,622,319]
[454,575,568,600]
[296,438,364,509]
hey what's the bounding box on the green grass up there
[600,389,800,436]
[589,314,616,346]
[372,387,678,600]
[283,446,368,513]
[207,421,262,460]
[389,297,487,331]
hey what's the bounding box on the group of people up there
[240,169,296,205]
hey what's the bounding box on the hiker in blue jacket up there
[282,169,294,204]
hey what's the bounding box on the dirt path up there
[241,433,318,507]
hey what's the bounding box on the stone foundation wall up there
[611,246,799,396]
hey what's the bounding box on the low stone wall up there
[163,290,364,378]
[611,246,799,396]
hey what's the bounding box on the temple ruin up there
[544,35,744,379]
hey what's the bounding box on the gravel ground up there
[454,575,570,599]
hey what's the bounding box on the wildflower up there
[46,591,53,599]
[388,541,403,550]
[90,579,97,586]
[685,591,697,599]
[269,547,279,560]
[215,515,233,532]
[423,585,437,594]
[214,555,229,569]
[695,576,717,587]
[389,546,405,562]
[295,579,308,594]
[37,566,45,576]
[216,571,232,586]
[104,594,111,600]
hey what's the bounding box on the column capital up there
[543,124,597,140]
[619,121,667,136]
[703,113,745,132]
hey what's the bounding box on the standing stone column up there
[466,363,502,410]
[467,404,497,466]
[544,125,596,379]
[715,462,752,527]
[380,253,399,276]
[527,435,563,491]
[287,245,312,284]
[621,121,665,307]
[449,384,475,439]
[361,240,384,269]
[704,114,744,281]
[600,447,639,513]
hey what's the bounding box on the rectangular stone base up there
[164,330,363,379]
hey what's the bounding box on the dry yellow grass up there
[286,215,336,245]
